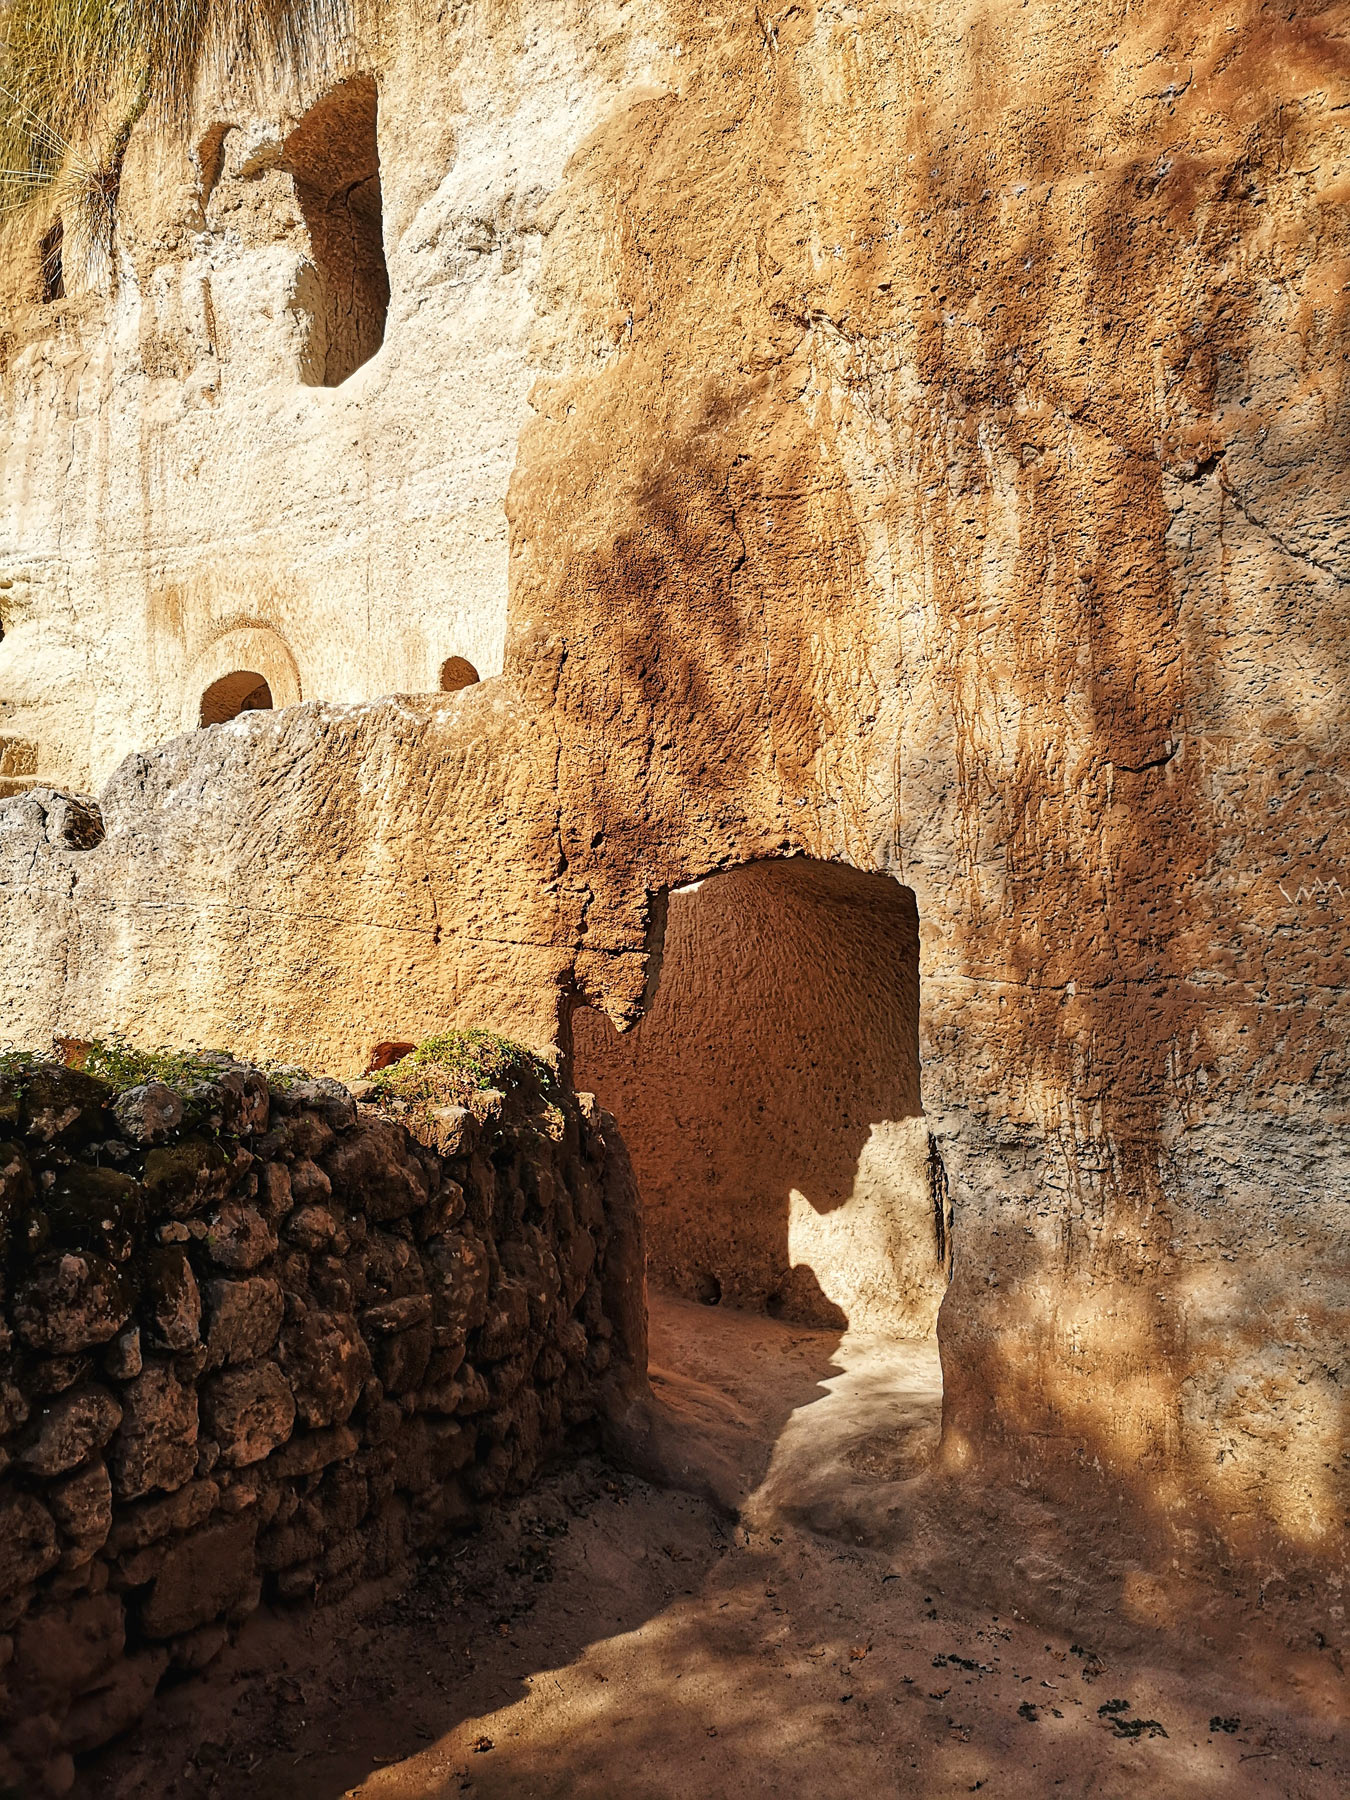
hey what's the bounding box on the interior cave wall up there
[571,859,943,1339]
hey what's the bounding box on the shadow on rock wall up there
[506,0,1350,1647]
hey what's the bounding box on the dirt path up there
[84,1300,1347,1800]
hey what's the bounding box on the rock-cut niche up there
[571,859,949,1340]
[284,77,390,387]
[440,656,480,692]
[200,671,273,727]
[39,220,64,302]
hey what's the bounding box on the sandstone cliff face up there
[0,0,1347,1647]
[0,3,660,787]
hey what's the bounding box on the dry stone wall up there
[0,1056,643,1796]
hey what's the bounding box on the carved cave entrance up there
[200,671,274,727]
[285,76,390,388]
[571,858,949,1343]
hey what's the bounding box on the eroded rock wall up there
[0,1058,643,1795]
[0,2,661,788]
[0,0,1346,1649]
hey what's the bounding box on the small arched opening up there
[39,221,64,303]
[200,671,274,728]
[439,656,480,693]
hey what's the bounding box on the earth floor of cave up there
[83,1297,1347,1800]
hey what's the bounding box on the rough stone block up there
[323,1121,427,1220]
[18,1386,121,1479]
[18,1066,110,1148]
[48,1462,113,1556]
[144,1246,201,1350]
[201,1203,278,1273]
[111,1364,198,1500]
[476,1282,531,1362]
[141,1137,230,1219]
[258,1160,292,1220]
[280,1309,372,1428]
[265,1424,358,1478]
[426,1231,491,1332]
[139,1515,259,1638]
[106,1480,220,1555]
[111,1084,184,1146]
[284,1204,336,1250]
[102,1327,142,1380]
[12,1253,131,1355]
[257,1518,325,1574]
[0,1141,34,1249]
[201,1364,295,1467]
[278,1080,356,1132]
[0,1490,60,1596]
[289,1158,333,1205]
[202,1277,284,1367]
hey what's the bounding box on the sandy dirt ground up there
[82,1299,1348,1800]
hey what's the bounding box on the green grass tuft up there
[0,1046,57,1086]
[367,1029,557,1109]
[78,1036,228,1094]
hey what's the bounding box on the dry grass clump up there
[0,0,354,288]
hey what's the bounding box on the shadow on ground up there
[81,1299,1347,1800]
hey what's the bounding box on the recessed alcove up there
[570,858,948,1340]
[283,77,390,387]
[39,221,64,302]
[200,670,274,727]
[440,656,481,692]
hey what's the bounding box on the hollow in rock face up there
[574,858,945,1339]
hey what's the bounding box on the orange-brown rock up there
[0,0,1345,1655]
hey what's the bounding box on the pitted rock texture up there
[574,859,943,1337]
[0,1060,643,1795]
[0,0,1345,1671]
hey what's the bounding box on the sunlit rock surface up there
[0,0,1346,1653]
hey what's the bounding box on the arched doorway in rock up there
[569,858,948,1340]
[440,656,480,693]
[200,671,274,727]
[183,626,302,734]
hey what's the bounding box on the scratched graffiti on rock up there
[1273,876,1345,904]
